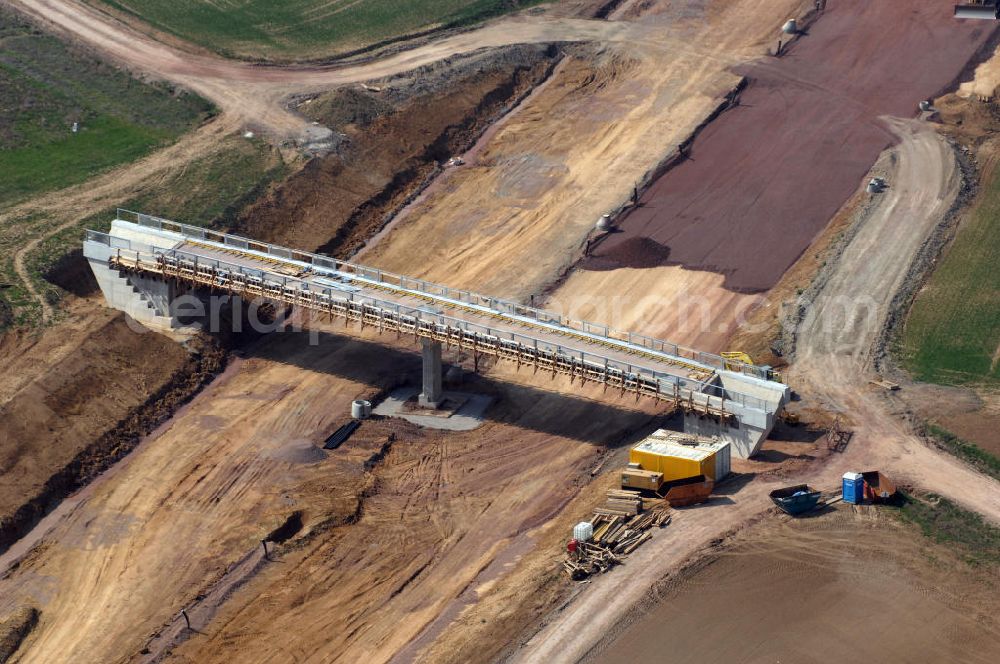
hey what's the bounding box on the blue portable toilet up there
[842,472,864,504]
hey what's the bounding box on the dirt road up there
[0,116,240,321]
[5,3,998,663]
[8,0,637,141]
[508,119,1000,664]
[792,118,1000,520]
[0,3,799,662]
[362,0,800,300]
[587,0,997,292]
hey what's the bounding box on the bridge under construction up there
[84,211,788,456]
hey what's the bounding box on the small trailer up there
[862,471,898,503]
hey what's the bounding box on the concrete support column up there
[419,338,443,408]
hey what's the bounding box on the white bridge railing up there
[113,209,771,380]
[89,228,770,416]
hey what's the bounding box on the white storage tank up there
[351,399,372,420]
[573,521,593,542]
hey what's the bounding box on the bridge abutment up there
[684,371,789,457]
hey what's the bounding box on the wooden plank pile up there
[869,377,900,391]
[593,489,643,517]
[562,543,620,579]
[562,491,672,580]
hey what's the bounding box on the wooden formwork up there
[109,250,738,420]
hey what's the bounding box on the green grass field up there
[0,8,214,208]
[0,136,285,330]
[95,0,539,61]
[901,166,1000,387]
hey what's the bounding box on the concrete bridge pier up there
[419,338,443,408]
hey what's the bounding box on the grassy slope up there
[901,164,1000,387]
[895,491,1000,567]
[925,423,1000,482]
[0,9,214,208]
[95,0,540,60]
[0,136,286,330]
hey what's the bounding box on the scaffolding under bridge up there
[83,211,789,455]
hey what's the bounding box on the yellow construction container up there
[628,430,730,482]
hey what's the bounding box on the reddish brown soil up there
[940,407,1000,457]
[583,236,671,270]
[587,0,998,292]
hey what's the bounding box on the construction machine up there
[955,1,1000,19]
[721,351,783,382]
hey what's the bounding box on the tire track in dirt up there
[507,119,1000,664]
[583,511,1000,664]
[586,0,998,292]
[791,119,1000,520]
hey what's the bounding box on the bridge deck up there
[84,212,786,422]
[177,240,719,383]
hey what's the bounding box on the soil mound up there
[582,236,672,270]
[267,439,326,464]
[0,606,38,661]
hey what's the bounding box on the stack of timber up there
[562,499,672,580]
[594,489,643,517]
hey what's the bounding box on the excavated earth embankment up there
[587,0,999,292]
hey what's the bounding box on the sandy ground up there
[3,2,999,663]
[8,0,641,141]
[506,118,1000,664]
[0,103,279,558]
[791,118,1000,515]
[936,388,1000,456]
[0,5,738,661]
[547,266,758,349]
[960,36,1000,99]
[585,508,1000,664]
[361,0,804,299]
[236,47,554,256]
[0,302,191,529]
[0,322,661,663]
